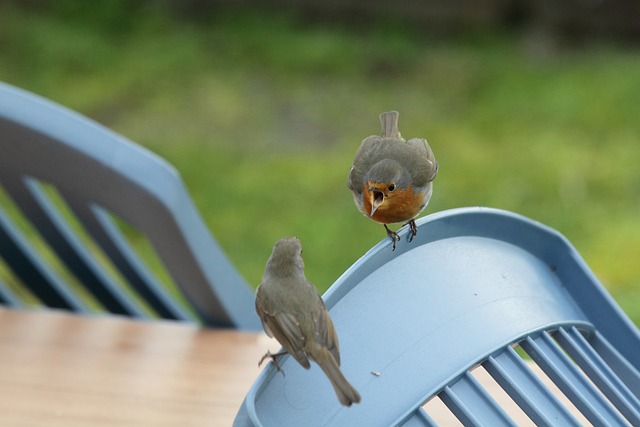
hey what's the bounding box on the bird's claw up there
[384,221,418,250]
[384,225,401,251]
[406,220,418,242]
[259,350,287,376]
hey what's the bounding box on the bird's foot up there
[404,219,418,242]
[384,225,401,251]
[259,350,288,375]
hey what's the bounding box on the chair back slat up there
[484,346,582,426]
[0,279,22,307]
[0,207,88,311]
[591,331,640,397]
[2,173,147,316]
[66,196,195,321]
[440,372,517,427]
[396,409,439,427]
[555,327,640,424]
[521,332,628,426]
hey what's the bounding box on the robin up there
[347,111,438,250]
[255,237,361,407]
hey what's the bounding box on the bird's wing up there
[311,294,341,366]
[346,165,361,194]
[255,285,310,368]
[271,311,310,368]
[347,135,384,192]
[406,137,438,185]
[255,287,273,337]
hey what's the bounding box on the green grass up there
[1,4,639,325]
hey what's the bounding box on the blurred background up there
[1,0,638,325]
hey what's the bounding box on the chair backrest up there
[0,82,261,330]
[235,207,640,426]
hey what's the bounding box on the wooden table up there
[0,307,272,426]
[0,308,586,426]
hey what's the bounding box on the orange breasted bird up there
[347,111,438,250]
[255,237,361,407]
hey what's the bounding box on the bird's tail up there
[316,349,361,407]
[380,111,402,139]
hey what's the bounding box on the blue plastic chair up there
[235,207,640,425]
[0,82,261,330]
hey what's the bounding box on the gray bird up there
[348,111,438,250]
[255,237,361,407]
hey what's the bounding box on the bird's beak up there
[369,189,384,217]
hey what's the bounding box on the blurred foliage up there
[0,2,639,325]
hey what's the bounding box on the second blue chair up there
[0,82,260,330]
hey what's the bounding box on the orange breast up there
[362,184,425,225]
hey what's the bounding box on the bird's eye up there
[388,183,396,192]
